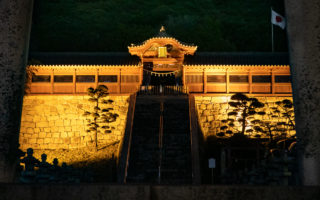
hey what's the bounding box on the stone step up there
[127,96,192,184]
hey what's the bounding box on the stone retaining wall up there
[194,95,295,139]
[19,95,129,150]
[0,184,318,200]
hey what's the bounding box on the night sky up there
[30,0,287,52]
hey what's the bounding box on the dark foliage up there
[83,85,119,151]
[220,93,265,136]
[30,0,287,52]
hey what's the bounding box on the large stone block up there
[202,110,210,116]
[44,138,52,144]
[199,104,206,110]
[71,137,81,144]
[55,120,64,127]
[29,138,37,144]
[48,121,55,127]
[52,133,60,138]
[61,132,68,138]
[26,128,34,134]
[24,122,35,128]
[46,133,52,138]
[64,120,71,126]
[64,138,71,144]
[51,126,59,132]
[44,127,51,132]
[38,132,46,138]
[67,132,73,137]
[37,139,44,144]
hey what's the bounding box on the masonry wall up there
[0,184,318,200]
[194,95,295,139]
[19,95,129,150]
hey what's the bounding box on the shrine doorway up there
[142,62,181,86]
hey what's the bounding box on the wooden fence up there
[137,85,188,96]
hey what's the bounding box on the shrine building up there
[27,27,291,95]
[19,27,293,152]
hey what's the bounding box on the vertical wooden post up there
[226,70,229,94]
[140,66,143,85]
[95,68,98,88]
[182,66,187,93]
[249,70,252,94]
[51,69,54,94]
[203,68,207,93]
[118,69,121,94]
[141,53,144,91]
[73,68,76,94]
[271,70,275,94]
[182,66,186,86]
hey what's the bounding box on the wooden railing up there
[137,85,188,96]
[117,93,136,183]
[186,83,292,94]
[189,94,202,184]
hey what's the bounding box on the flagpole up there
[271,22,274,52]
[271,7,274,52]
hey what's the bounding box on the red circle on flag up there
[276,16,282,23]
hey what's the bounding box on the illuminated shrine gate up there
[27,27,292,95]
[21,26,294,184]
[129,26,197,86]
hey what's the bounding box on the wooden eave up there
[128,37,197,56]
[183,64,290,71]
[28,64,141,69]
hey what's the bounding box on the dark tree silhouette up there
[219,93,265,137]
[83,85,119,151]
[251,99,295,148]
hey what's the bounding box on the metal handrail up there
[189,94,202,184]
[117,93,136,183]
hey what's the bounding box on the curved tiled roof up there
[132,27,196,48]
[29,52,140,65]
[184,52,289,65]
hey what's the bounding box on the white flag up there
[271,9,286,29]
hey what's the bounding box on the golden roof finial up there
[160,26,165,32]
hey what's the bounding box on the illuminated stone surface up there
[19,95,129,150]
[195,95,295,139]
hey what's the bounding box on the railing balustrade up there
[137,85,188,96]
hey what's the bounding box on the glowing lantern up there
[158,47,167,58]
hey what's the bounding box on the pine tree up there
[219,93,265,137]
[83,85,119,151]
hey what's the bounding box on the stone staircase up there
[126,96,192,184]
[161,97,192,184]
[126,97,160,183]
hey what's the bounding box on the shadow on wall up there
[200,130,298,185]
[18,147,117,183]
